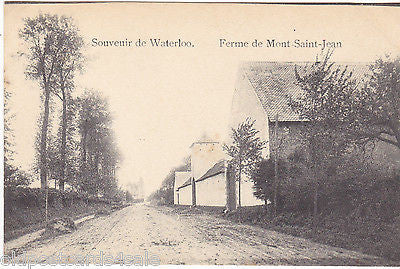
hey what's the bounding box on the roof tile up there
[243,62,370,122]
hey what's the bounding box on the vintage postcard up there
[3,2,400,266]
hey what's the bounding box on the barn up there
[175,61,400,210]
[231,61,400,169]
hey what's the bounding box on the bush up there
[44,217,76,237]
[4,186,128,240]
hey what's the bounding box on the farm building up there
[230,61,400,169]
[174,137,263,208]
[175,61,400,210]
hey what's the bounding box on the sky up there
[4,3,400,196]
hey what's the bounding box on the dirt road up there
[6,204,391,265]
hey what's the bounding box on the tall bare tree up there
[20,14,83,189]
[51,18,84,191]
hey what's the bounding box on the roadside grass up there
[168,204,400,262]
[5,202,111,242]
[4,186,134,243]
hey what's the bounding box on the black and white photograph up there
[3,2,400,266]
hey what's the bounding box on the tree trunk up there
[59,86,67,191]
[59,88,67,191]
[313,179,319,227]
[40,85,51,189]
[80,126,88,192]
[82,132,87,163]
[306,135,320,226]
[238,166,241,208]
[310,138,319,227]
[391,121,400,149]
[95,152,100,195]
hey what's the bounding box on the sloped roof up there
[177,177,192,190]
[243,61,370,122]
[175,171,191,191]
[177,160,226,189]
[196,160,225,183]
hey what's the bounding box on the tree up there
[149,156,191,205]
[46,101,80,191]
[294,53,400,152]
[354,56,400,149]
[4,81,15,167]
[56,99,81,190]
[224,118,266,207]
[291,50,362,224]
[292,52,400,224]
[125,190,134,202]
[50,18,84,191]
[20,14,83,189]
[75,90,121,196]
[251,158,286,208]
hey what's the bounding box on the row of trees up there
[41,90,121,196]
[225,51,400,223]
[4,14,122,198]
[290,52,399,222]
[19,14,84,191]
[148,157,190,204]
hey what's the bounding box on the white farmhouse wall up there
[230,68,270,158]
[191,142,226,180]
[196,173,226,207]
[174,171,191,204]
[178,186,192,205]
[237,174,264,207]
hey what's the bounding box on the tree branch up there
[50,85,63,101]
[370,134,399,147]
[46,46,61,82]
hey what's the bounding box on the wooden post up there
[273,114,279,216]
[238,165,241,208]
[45,184,49,223]
[225,159,229,210]
[225,161,236,211]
